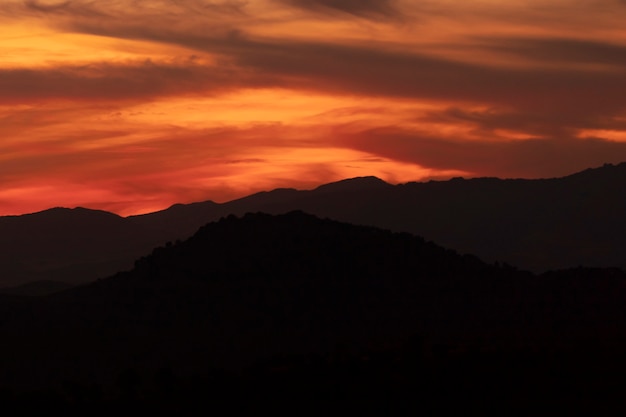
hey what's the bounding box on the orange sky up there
[2,0,626,216]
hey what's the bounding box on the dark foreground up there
[1,212,625,415]
[4,345,626,416]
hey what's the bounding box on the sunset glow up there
[3,0,626,215]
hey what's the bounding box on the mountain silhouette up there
[126,162,626,272]
[0,207,164,287]
[1,211,625,413]
[1,163,625,287]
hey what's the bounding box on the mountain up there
[0,211,485,387]
[129,163,626,272]
[1,212,625,413]
[1,163,625,286]
[0,207,163,286]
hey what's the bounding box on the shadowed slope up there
[0,212,495,387]
[133,163,626,272]
[1,211,625,394]
[1,163,625,287]
[0,207,163,286]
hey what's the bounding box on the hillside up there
[1,212,626,413]
[0,207,162,286]
[1,162,625,287]
[125,161,626,272]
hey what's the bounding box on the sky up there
[2,0,626,216]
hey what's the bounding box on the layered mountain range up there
[1,212,625,395]
[1,162,625,288]
[1,203,625,412]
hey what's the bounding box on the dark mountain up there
[1,212,625,413]
[2,163,625,287]
[129,162,626,272]
[0,207,164,286]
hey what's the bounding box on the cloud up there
[485,37,626,67]
[6,0,626,122]
[75,17,626,109]
[4,0,247,18]
[48,20,626,118]
[278,0,400,19]
[338,126,626,179]
[0,120,415,215]
[0,58,287,104]
[421,106,624,141]
[222,38,626,131]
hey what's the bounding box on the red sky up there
[2,0,626,216]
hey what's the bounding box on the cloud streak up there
[338,126,626,179]
[278,0,400,19]
[0,59,282,103]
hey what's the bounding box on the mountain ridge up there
[1,162,625,286]
[7,161,626,219]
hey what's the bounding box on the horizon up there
[3,0,626,216]
[2,161,621,217]
[0,172,446,217]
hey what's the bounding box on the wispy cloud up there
[0,58,280,103]
[277,0,400,19]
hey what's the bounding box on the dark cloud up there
[338,127,626,179]
[423,107,603,140]
[64,22,626,117]
[6,20,626,140]
[2,0,108,18]
[0,59,286,103]
[130,28,626,112]
[219,37,626,125]
[24,1,70,12]
[486,37,626,67]
[278,0,399,19]
[227,158,267,164]
[0,0,247,22]
[19,0,245,15]
[9,0,626,125]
